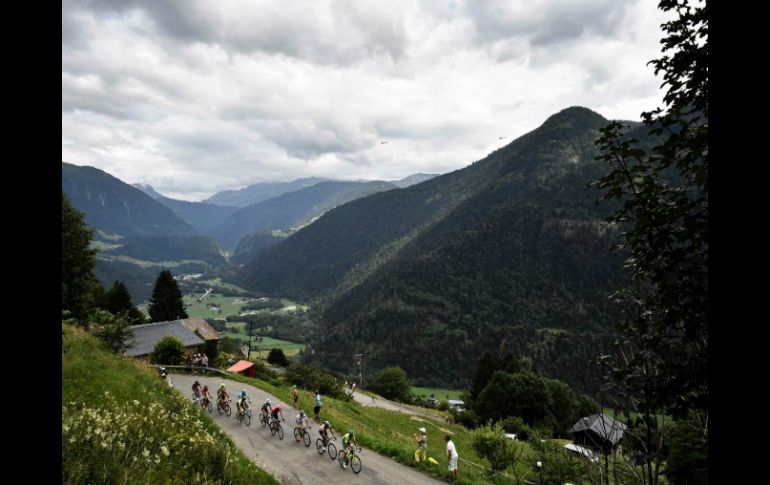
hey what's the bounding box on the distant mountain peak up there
[540,106,609,131]
[132,183,166,200]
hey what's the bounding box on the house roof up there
[227,360,255,373]
[569,413,627,445]
[179,317,221,340]
[124,320,205,357]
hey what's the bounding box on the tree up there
[61,192,100,322]
[370,366,412,402]
[218,337,245,357]
[475,371,550,426]
[105,280,146,325]
[89,309,134,354]
[148,270,188,322]
[267,348,289,367]
[150,336,186,365]
[592,1,707,483]
[469,351,523,406]
[544,378,579,437]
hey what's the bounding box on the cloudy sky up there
[62,0,669,201]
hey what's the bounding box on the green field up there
[104,255,208,268]
[183,293,245,319]
[411,386,464,401]
[199,277,251,294]
[249,336,304,358]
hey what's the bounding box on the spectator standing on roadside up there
[201,353,209,373]
[414,427,427,462]
[314,391,322,420]
[186,353,192,372]
[446,435,458,482]
[291,385,299,406]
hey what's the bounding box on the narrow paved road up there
[174,374,445,485]
[350,390,447,422]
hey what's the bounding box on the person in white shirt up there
[446,435,458,482]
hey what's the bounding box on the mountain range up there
[235,107,636,391]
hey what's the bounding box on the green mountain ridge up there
[133,184,239,234]
[236,106,633,392]
[211,180,398,251]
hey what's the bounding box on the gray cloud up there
[62,0,667,200]
[463,0,631,47]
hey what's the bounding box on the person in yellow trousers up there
[414,427,427,462]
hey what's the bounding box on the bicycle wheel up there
[303,430,311,447]
[294,428,301,442]
[327,442,337,460]
[224,403,232,417]
[316,439,325,454]
[338,451,347,468]
[261,415,268,427]
[244,412,251,426]
[277,424,284,440]
[350,454,362,474]
[206,400,213,413]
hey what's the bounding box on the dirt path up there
[173,374,445,485]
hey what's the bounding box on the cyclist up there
[217,383,229,410]
[294,409,310,442]
[340,430,360,468]
[192,380,202,401]
[236,389,251,417]
[318,420,336,452]
[201,384,212,405]
[260,398,272,422]
[270,402,285,427]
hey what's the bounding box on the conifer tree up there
[148,270,188,322]
[61,192,100,321]
[105,280,146,325]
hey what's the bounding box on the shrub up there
[452,409,479,429]
[149,336,186,365]
[369,366,411,402]
[285,363,347,400]
[500,416,532,441]
[88,309,134,354]
[267,348,289,367]
[471,422,521,474]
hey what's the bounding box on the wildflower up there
[161,445,170,456]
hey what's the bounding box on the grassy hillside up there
[62,325,278,485]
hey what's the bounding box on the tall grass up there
[62,325,278,485]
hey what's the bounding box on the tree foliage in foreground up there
[592,0,707,483]
[62,192,100,322]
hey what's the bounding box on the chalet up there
[123,317,221,359]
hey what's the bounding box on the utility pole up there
[247,319,254,361]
